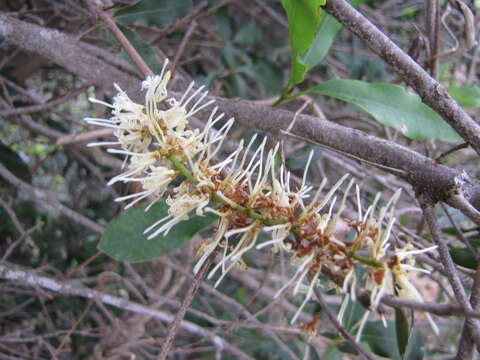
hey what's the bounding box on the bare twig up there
[420,200,480,352]
[0,262,253,360]
[0,164,104,234]
[0,84,91,117]
[313,288,375,360]
[158,250,217,359]
[85,0,152,77]
[441,203,479,259]
[457,265,480,360]
[426,0,441,77]
[56,129,114,146]
[171,20,198,75]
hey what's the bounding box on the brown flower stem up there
[85,0,153,78]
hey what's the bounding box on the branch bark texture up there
[1,13,479,214]
[323,0,480,155]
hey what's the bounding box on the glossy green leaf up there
[447,85,480,108]
[301,14,341,69]
[301,0,363,69]
[395,308,410,357]
[99,201,216,263]
[449,246,477,269]
[363,321,401,359]
[281,0,325,91]
[306,80,461,142]
[115,0,192,26]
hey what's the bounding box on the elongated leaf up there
[363,321,401,359]
[342,297,366,331]
[403,331,424,360]
[281,0,325,91]
[395,308,410,357]
[306,80,461,142]
[301,15,341,69]
[448,85,480,108]
[99,201,216,263]
[115,0,192,26]
[301,0,363,69]
[449,246,477,269]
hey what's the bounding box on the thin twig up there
[0,84,91,117]
[280,129,408,176]
[85,0,153,77]
[420,200,480,350]
[447,194,480,227]
[456,265,480,360]
[0,164,104,234]
[158,250,218,359]
[56,129,114,146]
[441,202,479,259]
[435,142,469,163]
[426,0,441,77]
[0,262,252,360]
[171,20,198,75]
[313,287,375,360]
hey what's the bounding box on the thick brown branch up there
[0,12,140,97]
[322,0,480,155]
[2,12,480,216]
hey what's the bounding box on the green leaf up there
[395,308,410,357]
[281,0,325,91]
[342,297,366,332]
[99,201,216,263]
[447,85,480,108]
[403,331,424,360]
[301,0,363,69]
[240,60,284,95]
[323,345,343,360]
[300,14,341,69]
[234,22,262,45]
[449,246,477,269]
[115,24,164,74]
[306,80,461,142]
[363,321,401,359]
[114,0,192,26]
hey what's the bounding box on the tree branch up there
[322,0,480,155]
[0,164,104,235]
[420,200,480,353]
[2,12,480,214]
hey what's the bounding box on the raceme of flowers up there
[85,60,438,338]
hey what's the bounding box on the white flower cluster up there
[85,60,438,338]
